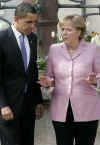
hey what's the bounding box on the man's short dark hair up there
[15,2,37,18]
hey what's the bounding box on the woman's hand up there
[38,76,54,87]
[85,73,97,85]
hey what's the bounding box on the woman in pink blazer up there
[39,15,100,145]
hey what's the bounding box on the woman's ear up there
[77,29,82,40]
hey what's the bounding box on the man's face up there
[14,12,38,35]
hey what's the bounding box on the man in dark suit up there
[0,2,44,145]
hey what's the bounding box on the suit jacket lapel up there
[27,35,33,71]
[60,42,71,61]
[60,41,86,61]
[8,28,36,73]
[71,40,86,60]
[8,27,25,71]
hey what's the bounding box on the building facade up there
[58,0,100,33]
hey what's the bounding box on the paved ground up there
[34,103,100,145]
[34,104,56,145]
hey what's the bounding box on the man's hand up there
[35,104,44,120]
[1,106,14,120]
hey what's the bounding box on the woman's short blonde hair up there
[59,14,86,40]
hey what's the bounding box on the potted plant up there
[37,57,46,75]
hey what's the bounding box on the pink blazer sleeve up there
[45,45,54,79]
[93,46,100,87]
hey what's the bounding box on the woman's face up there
[60,20,81,46]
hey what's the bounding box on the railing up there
[0,0,100,25]
[56,0,100,19]
[0,0,16,26]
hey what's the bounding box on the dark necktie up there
[19,34,27,71]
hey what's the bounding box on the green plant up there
[84,35,92,42]
[37,57,46,70]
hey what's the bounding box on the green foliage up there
[37,57,46,70]
[35,1,46,14]
[84,35,92,42]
